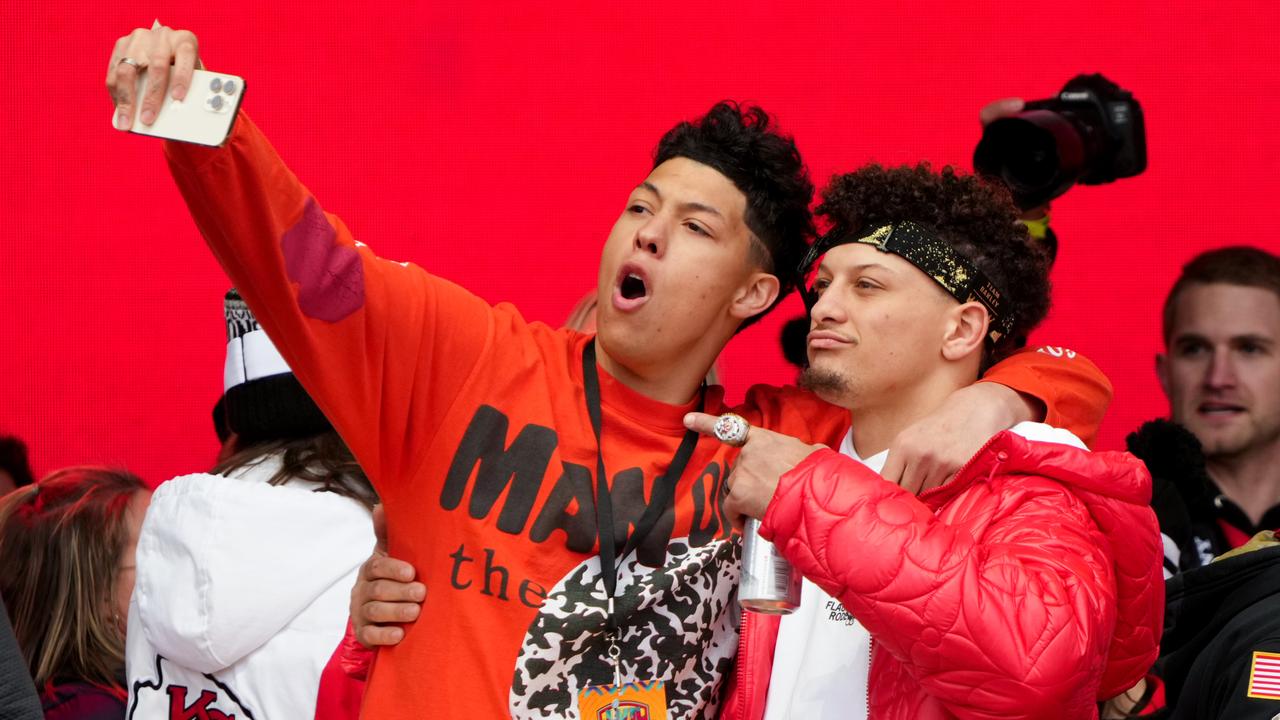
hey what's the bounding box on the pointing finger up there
[682,412,722,437]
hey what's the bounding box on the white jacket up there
[125,457,374,719]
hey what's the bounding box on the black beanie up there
[222,289,332,444]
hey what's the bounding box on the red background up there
[3,1,1278,484]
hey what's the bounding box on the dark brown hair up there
[0,467,147,687]
[654,101,815,330]
[1162,246,1280,343]
[212,431,378,510]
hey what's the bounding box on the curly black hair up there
[815,163,1050,362]
[654,102,815,330]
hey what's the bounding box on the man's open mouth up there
[612,263,651,311]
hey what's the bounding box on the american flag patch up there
[1247,651,1280,700]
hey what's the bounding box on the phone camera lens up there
[210,94,225,110]
[210,77,223,93]
[222,80,237,95]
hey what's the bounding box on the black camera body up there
[975,74,1147,210]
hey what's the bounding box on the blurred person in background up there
[1105,246,1280,718]
[1152,246,1280,565]
[124,290,377,719]
[0,596,41,719]
[0,467,150,719]
[0,436,36,497]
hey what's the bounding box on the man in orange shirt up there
[108,24,1111,719]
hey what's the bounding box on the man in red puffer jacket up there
[690,164,1163,720]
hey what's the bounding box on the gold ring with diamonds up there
[712,413,750,447]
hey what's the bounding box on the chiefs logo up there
[166,686,236,720]
[129,656,253,720]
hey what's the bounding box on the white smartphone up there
[117,67,246,147]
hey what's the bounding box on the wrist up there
[975,381,1044,427]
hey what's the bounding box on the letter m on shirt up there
[440,405,557,534]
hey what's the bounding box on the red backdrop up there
[4,1,1278,484]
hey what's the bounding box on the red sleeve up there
[980,345,1113,448]
[164,115,496,496]
[761,445,1117,720]
[313,622,369,720]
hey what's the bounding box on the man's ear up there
[730,272,781,321]
[1155,353,1172,400]
[941,302,988,361]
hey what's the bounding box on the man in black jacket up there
[1145,246,1280,572]
[1116,246,1280,718]
[1154,532,1280,719]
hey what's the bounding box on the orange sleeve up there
[979,345,1113,448]
[164,115,495,496]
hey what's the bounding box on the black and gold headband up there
[798,220,1015,343]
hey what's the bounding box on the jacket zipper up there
[866,637,874,717]
[737,606,751,719]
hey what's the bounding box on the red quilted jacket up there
[720,429,1164,720]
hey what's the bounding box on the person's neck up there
[1207,439,1280,527]
[849,369,972,460]
[595,340,716,406]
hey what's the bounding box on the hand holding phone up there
[107,23,242,146]
[116,67,245,146]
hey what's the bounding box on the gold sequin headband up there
[798,220,1014,343]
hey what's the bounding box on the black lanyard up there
[582,340,704,633]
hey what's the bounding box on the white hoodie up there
[125,456,375,719]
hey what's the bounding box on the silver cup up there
[739,518,801,613]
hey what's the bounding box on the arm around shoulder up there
[980,345,1113,447]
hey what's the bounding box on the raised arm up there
[107,25,496,496]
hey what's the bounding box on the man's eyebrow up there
[1171,332,1209,346]
[637,182,724,219]
[1233,334,1276,346]
[814,261,894,276]
[679,201,723,219]
[1171,332,1275,346]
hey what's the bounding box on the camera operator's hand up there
[978,97,1050,221]
[106,21,201,131]
[979,97,1026,127]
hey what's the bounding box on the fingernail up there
[171,85,186,101]
[140,109,156,126]
[115,110,130,130]
[412,585,426,601]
